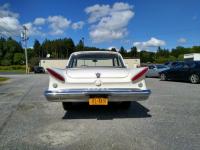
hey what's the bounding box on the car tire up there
[62,102,72,111]
[189,74,200,84]
[121,101,131,109]
[160,73,167,81]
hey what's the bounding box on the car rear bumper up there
[44,88,151,102]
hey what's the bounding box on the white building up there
[184,53,200,61]
[40,58,140,70]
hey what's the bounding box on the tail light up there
[46,68,65,82]
[131,67,148,81]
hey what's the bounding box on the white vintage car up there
[44,51,151,110]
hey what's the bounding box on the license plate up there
[89,97,108,105]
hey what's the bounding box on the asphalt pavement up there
[0,74,199,150]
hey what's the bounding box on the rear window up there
[68,53,125,68]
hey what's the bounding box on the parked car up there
[44,51,151,110]
[164,61,181,68]
[33,66,45,73]
[146,64,169,77]
[159,61,200,84]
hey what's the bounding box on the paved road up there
[0,74,199,150]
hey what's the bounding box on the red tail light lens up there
[46,68,65,82]
[131,67,148,81]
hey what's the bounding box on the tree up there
[64,38,75,58]
[1,53,12,65]
[156,46,170,58]
[177,54,184,61]
[110,48,117,52]
[13,53,24,65]
[119,46,127,57]
[140,51,156,63]
[171,46,188,58]
[76,39,84,51]
[0,37,6,64]
[33,40,41,58]
[129,46,138,57]
[41,39,50,58]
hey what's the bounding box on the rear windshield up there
[68,53,125,68]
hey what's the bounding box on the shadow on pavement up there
[63,102,151,120]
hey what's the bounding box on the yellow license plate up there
[89,97,108,105]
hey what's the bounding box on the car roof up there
[72,51,120,55]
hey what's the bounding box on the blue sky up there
[0,0,200,51]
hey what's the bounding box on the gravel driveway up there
[0,74,199,150]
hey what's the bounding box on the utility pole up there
[21,26,29,74]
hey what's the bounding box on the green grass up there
[0,69,25,73]
[0,65,26,70]
[0,65,26,73]
[0,77,9,82]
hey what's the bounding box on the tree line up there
[0,37,200,67]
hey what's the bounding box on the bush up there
[155,56,176,63]
[1,59,12,66]
[0,65,26,70]
[13,53,25,65]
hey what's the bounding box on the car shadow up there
[62,102,151,120]
[160,79,191,84]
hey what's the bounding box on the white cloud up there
[72,21,84,30]
[177,38,187,44]
[0,3,22,37]
[0,3,45,37]
[85,2,134,43]
[0,17,21,36]
[0,3,83,38]
[47,16,71,35]
[0,3,19,18]
[133,37,166,51]
[33,17,45,25]
[23,22,45,36]
[85,4,110,23]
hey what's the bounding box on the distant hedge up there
[0,65,26,70]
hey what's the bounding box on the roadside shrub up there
[1,59,12,66]
[13,53,25,65]
[0,65,26,70]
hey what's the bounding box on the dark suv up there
[33,66,45,73]
[159,61,200,84]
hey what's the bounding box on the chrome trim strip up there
[44,88,151,102]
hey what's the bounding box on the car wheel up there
[62,102,72,111]
[189,74,200,84]
[121,101,131,109]
[160,73,167,81]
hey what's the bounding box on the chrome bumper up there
[44,88,151,102]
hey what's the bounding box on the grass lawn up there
[0,77,9,82]
[0,70,25,73]
[0,65,26,74]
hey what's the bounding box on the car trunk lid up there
[66,67,129,79]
